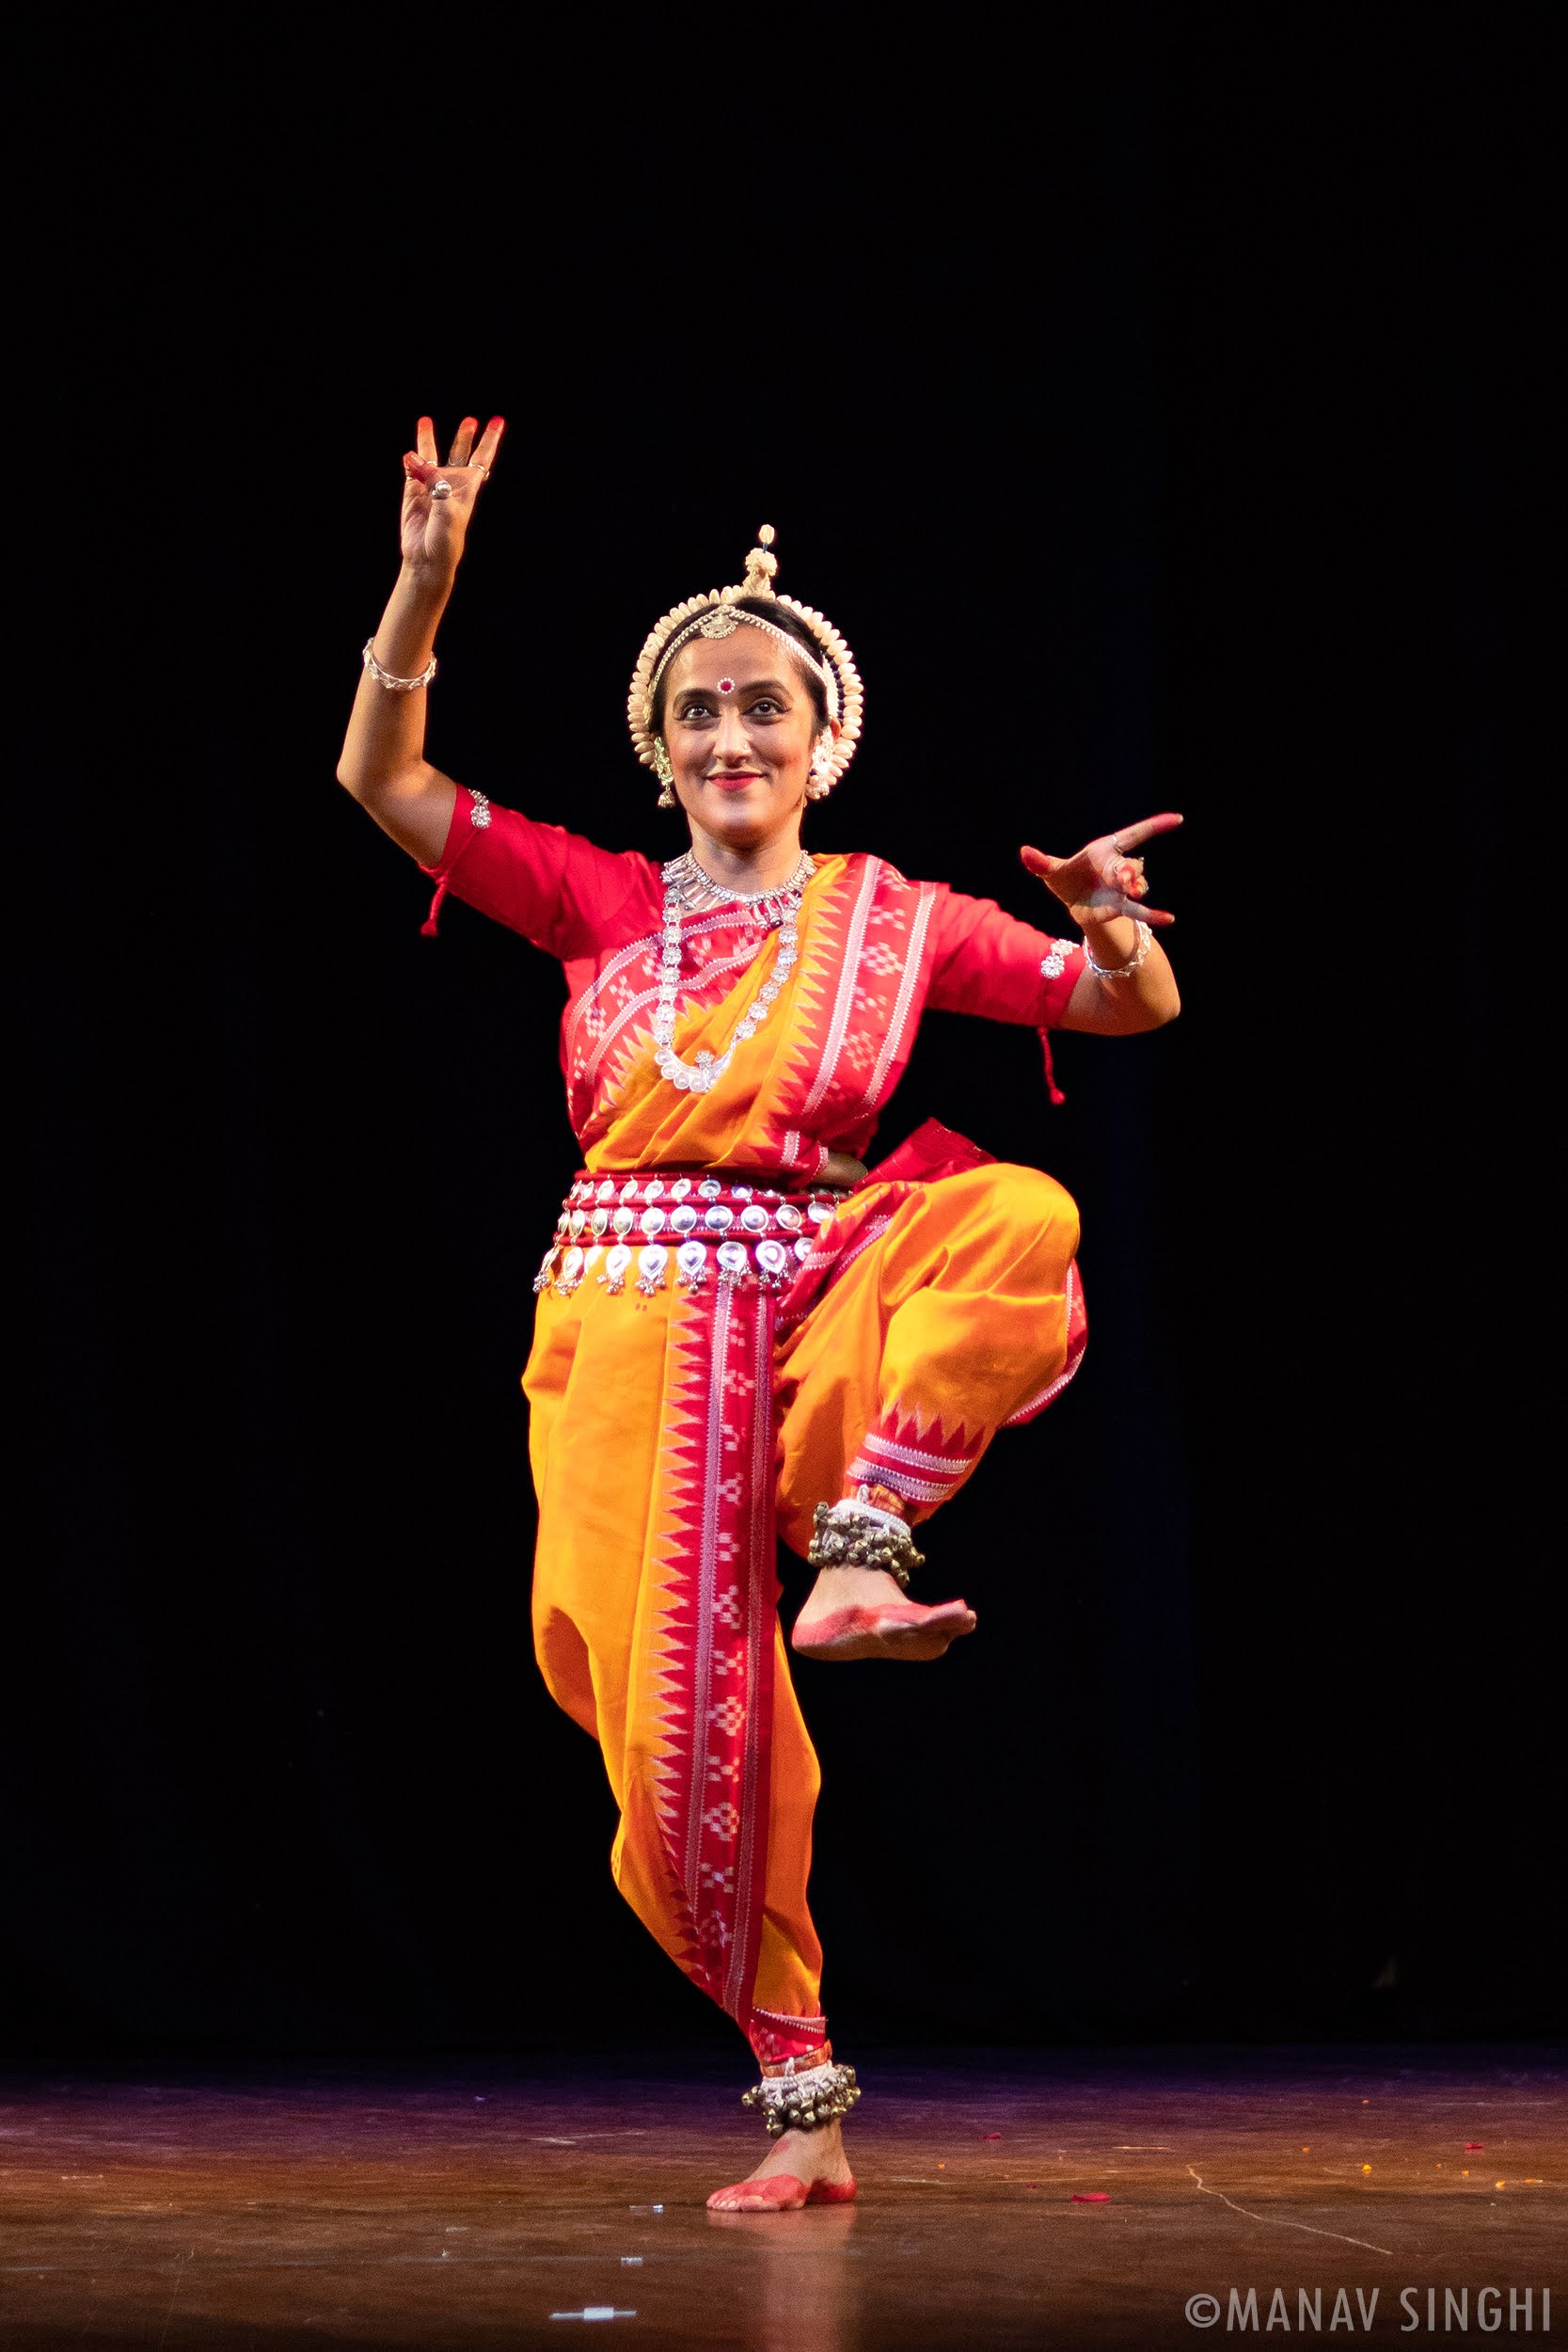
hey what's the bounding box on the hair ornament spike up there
[740,521,779,597]
[626,526,863,793]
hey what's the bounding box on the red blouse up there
[420,787,1085,1161]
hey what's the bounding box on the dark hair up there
[649,598,830,736]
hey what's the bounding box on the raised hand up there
[1020,813,1183,929]
[400,414,505,579]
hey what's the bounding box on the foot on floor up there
[706,2122,858,2213]
[705,2171,858,2212]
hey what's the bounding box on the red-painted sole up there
[791,1599,976,1661]
[706,2172,858,2212]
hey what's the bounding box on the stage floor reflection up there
[2,2047,1562,2346]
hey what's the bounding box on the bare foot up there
[706,2120,857,2213]
[791,1565,976,1662]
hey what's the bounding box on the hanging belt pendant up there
[716,1240,750,1288]
[599,1244,633,1295]
[676,1240,708,1294]
[754,1239,790,1292]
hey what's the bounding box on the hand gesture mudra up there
[401,414,505,576]
[1020,812,1183,930]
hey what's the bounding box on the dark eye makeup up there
[675,694,785,720]
[681,687,789,710]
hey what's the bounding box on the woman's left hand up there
[1020,812,1183,930]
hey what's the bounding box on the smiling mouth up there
[708,771,764,786]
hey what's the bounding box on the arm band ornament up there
[362,637,437,692]
[741,2061,862,2137]
[1085,918,1153,978]
[807,1499,925,1590]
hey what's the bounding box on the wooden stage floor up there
[1,2047,1562,2347]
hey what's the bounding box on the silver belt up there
[533,1172,847,1299]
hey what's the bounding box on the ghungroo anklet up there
[807,1497,925,1591]
[741,2060,861,2138]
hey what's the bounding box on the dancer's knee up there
[981,1162,1081,1266]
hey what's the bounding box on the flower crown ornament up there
[627,525,864,800]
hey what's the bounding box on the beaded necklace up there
[653,850,815,1096]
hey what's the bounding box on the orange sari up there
[424,791,1088,2062]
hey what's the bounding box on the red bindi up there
[718,677,735,693]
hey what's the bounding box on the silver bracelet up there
[1084,918,1153,978]
[361,637,437,692]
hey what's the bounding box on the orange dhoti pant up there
[523,1159,1084,2065]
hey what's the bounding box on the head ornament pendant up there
[626,525,864,797]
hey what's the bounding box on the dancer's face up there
[660,633,838,855]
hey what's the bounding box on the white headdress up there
[626,526,864,795]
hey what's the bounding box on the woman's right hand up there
[400,414,505,580]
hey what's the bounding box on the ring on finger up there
[431,478,453,501]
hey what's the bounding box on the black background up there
[10,8,1559,2063]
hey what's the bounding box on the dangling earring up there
[806,738,836,802]
[653,740,676,809]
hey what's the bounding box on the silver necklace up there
[663,850,815,919]
[653,851,815,1095]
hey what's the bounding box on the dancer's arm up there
[1022,814,1182,1034]
[336,415,505,866]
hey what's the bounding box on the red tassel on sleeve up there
[420,876,450,938]
[1038,1029,1066,1106]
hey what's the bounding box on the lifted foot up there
[790,1566,976,1662]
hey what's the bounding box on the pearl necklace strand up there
[653,850,815,1095]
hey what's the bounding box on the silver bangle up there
[362,637,437,693]
[1084,917,1153,978]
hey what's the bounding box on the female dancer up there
[337,416,1181,2213]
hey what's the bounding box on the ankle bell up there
[806,1496,925,1590]
[740,2059,862,2138]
